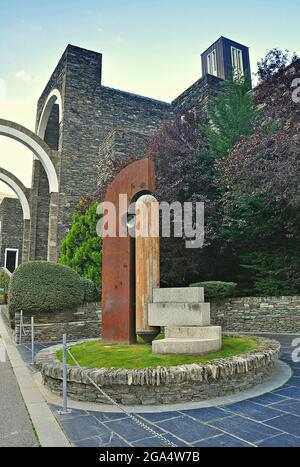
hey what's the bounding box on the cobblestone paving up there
[19,334,300,447]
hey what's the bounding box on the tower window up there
[207,49,217,76]
[231,46,244,77]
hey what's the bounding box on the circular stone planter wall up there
[35,336,280,406]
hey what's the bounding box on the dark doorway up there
[5,249,18,273]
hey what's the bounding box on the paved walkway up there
[18,334,300,447]
[0,336,37,447]
[0,310,70,447]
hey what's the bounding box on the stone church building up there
[0,37,250,272]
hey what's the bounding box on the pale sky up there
[1,0,299,196]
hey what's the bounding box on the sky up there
[0,0,299,196]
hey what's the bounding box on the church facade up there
[0,38,250,271]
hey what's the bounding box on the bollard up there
[58,333,71,414]
[31,316,35,365]
[19,310,23,345]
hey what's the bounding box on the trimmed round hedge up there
[189,281,237,299]
[0,271,10,290]
[82,278,99,303]
[9,261,97,316]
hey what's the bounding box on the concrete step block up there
[165,325,221,342]
[153,287,204,303]
[152,337,221,355]
[148,302,210,327]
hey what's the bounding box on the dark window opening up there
[5,249,18,273]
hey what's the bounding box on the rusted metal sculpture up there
[101,159,157,344]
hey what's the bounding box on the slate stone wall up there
[35,336,280,405]
[98,129,150,184]
[14,302,101,344]
[31,45,172,260]
[172,74,223,113]
[211,296,300,334]
[29,161,50,261]
[0,198,23,267]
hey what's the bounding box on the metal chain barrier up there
[65,342,177,448]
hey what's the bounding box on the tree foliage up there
[59,202,102,288]
[146,111,223,286]
[146,76,263,286]
[9,261,87,316]
[205,76,260,159]
[0,271,10,290]
[256,48,298,83]
[218,130,300,295]
[189,281,237,299]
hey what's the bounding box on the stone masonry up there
[210,296,300,334]
[8,294,298,343]
[30,45,173,261]
[12,302,101,344]
[35,336,280,405]
[0,198,23,268]
[148,287,222,354]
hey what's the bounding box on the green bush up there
[189,281,237,299]
[0,271,10,290]
[59,202,102,288]
[81,278,100,303]
[9,261,85,317]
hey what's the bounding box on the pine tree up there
[205,76,259,159]
[59,202,102,288]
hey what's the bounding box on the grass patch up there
[57,335,259,369]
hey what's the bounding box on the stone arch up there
[0,168,31,262]
[0,119,59,193]
[0,169,30,220]
[0,119,59,262]
[31,91,61,261]
[37,88,62,145]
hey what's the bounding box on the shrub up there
[0,271,10,290]
[81,278,100,303]
[59,202,102,288]
[189,281,237,299]
[9,261,85,317]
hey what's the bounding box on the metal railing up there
[18,310,35,365]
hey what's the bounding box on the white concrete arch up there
[0,172,30,220]
[37,88,63,139]
[0,119,59,193]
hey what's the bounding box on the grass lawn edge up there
[57,335,260,370]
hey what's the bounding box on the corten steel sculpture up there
[101,159,159,344]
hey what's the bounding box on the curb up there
[0,311,71,447]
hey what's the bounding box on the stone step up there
[165,325,221,342]
[152,337,221,355]
[153,287,204,303]
[148,302,210,327]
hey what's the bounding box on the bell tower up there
[201,36,251,83]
